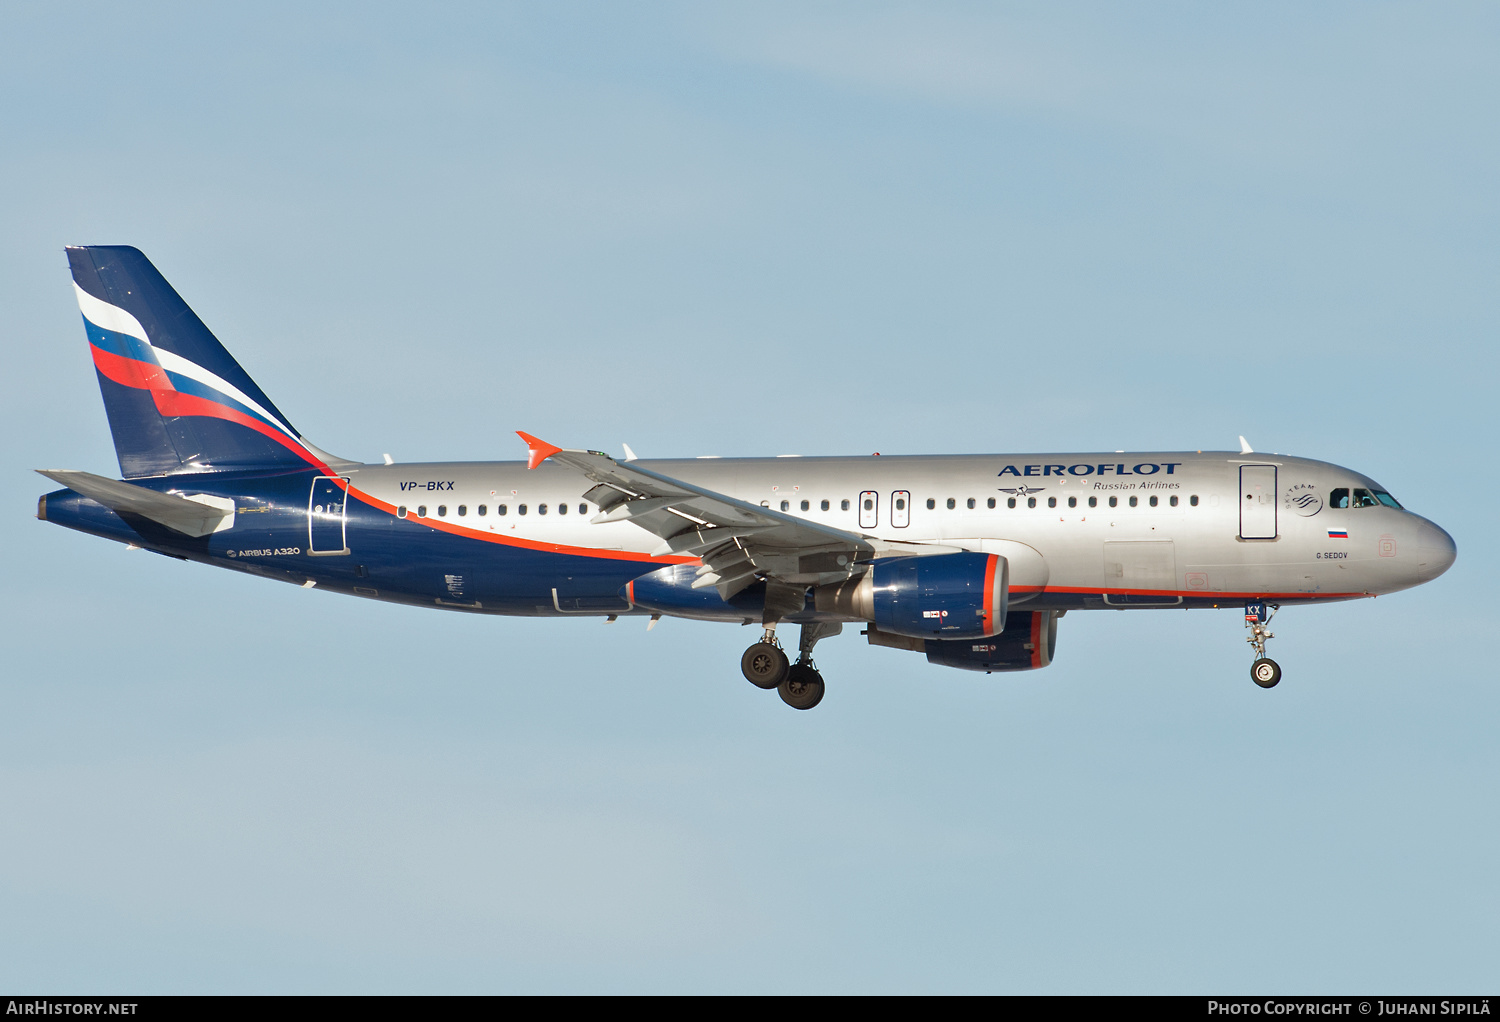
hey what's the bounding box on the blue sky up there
[2,2,1496,992]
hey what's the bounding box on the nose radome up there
[1410,519,1457,582]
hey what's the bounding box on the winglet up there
[1239,435,1254,455]
[517,431,562,470]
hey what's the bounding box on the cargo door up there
[1103,541,1182,605]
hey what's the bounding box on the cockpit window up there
[1373,490,1402,509]
[1330,488,1349,509]
[1352,488,1381,508]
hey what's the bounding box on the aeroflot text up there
[998,463,1184,478]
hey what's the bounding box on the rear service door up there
[1239,465,1277,539]
[309,476,351,554]
[859,490,878,529]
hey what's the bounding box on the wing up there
[517,432,874,610]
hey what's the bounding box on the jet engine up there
[815,552,1007,640]
[865,610,1060,672]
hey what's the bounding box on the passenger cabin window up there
[781,500,790,511]
[1128,496,1138,507]
[397,505,408,518]
[1068,497,1077,508]
[840,499,850,511]
[1007,498,1017,509]
[437,505,447,516]
[519,504,528,515]
[539,503,548,515]
[478,505,487,516]
[457,505,467,516]
[821,499,830,511]
[498,504,508,515]
[1190,495,1199,506]
[801,500,810,511]
[1027,497,1036,508]
[987,497,996,509]
[966,498,975,509]
[1047,497,1056,508]
[558,503,568,515]
[1149,496,1158,507]
[1089,497,1098,508]
[1108,497,1118,508]
[1169,496,1178,507]
[578,503,588,515]
[417,505,427,517]
[946,498,956,510]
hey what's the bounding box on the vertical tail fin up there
[67,246,351,477]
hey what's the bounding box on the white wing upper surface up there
[518,433,875,603]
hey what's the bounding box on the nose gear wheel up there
[1244,602,1281,689]
[1251,658,1282,688]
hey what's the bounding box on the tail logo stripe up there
[75,287,301,443]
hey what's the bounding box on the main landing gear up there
[1245,601,1282,689]
[740,622,840,710]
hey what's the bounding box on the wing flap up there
[517,432,875,596]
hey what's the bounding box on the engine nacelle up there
[923,610,1059,672]
[816,552,1007,640]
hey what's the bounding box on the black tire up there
[1251,658,1282,689]
[779,663,825,710]
[741,642,789,689]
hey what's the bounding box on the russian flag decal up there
[1328,529,1348,539]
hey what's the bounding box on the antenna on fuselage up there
[1239,436,1254,454]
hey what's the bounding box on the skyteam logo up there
[1283,483,1323,517]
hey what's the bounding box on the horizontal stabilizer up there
[36,470,234,538]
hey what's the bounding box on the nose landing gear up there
[1245,602,1281,688]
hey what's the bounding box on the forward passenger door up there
[1239,465,1277,539]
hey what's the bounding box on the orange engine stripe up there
[982,554,998,635]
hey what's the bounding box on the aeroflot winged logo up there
[997,485,1045,496]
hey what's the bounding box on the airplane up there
[36,246,1457,710]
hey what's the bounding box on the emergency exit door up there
[1239,465,1277,539]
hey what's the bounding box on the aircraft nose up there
[1408,518,1457,583]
